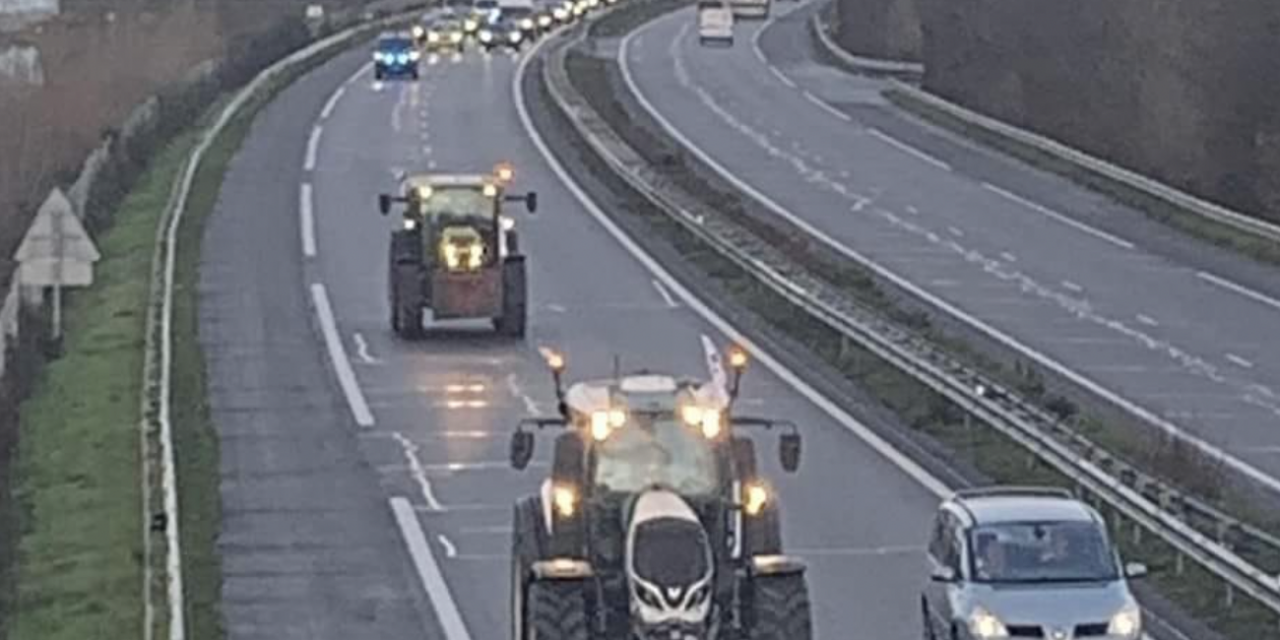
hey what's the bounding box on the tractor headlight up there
[553,7,568,19]
[413,25,426,37]
[552,484,577,518]
[590,409,626,441]
[508,30,523,43]
[538,15,552,26]
[450,31,463,42]
[427,30,440,42]
[483,183,499,197]
[403,218,417,230]
[501,217,516,231]
[743,482,769,516]
[1108,605,1141,639]
[467,246,484,270]
[479,29,493,42]
[680,405,722,438]
[415,185,433,199]
[520,17,534,29]
[443,243,461,269]
[464,17,479,31]
[968,608,1008,639]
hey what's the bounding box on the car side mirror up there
[779,433,801,473]
[510,431,534,470]
[526,192,538,214]
[378,194,392,215]
[1124,562,1148,579]
[930,565,956,583]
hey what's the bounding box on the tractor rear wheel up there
[496,256,527,338]
[511,498,547,640]
[749,573,812,640]
[391,263,423,339]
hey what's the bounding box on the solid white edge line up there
[981,181,1135,250]
[1226,354,1254,370]
[390,497,473,640]
[867,128,952,171]
[514,33,950,500]
[801,90,851,122]
[320,85,346,120]
[613,23,1280,496]
[304,125,323,171]
[1196,270,1280,313]
[299,183,317,257]
[309,283,375,427]
[652,278,679,307]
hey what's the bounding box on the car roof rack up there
[951,486,1074,501]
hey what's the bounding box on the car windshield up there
[475,0,498,9]
[593,414,719,496]
[435,20,462,30]
[969,521,1119,584]
[505,7,533,16]
[415,187,494,221]
[379,38,413,51]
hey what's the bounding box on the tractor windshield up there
[594,415,719,496]
[413,187,497,228]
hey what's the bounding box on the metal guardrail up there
[536,25,1280,617]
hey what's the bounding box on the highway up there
[199,35,947,640]
[619,2,1280,492]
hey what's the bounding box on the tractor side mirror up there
[779,432,801,473]
[526,192,538,214]
[510,430,534,470]
[930,565,957,583]
[378,194,392,215]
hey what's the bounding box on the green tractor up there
[378,163,536,339]
[508,346,811,640]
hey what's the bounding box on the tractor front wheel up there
[526,579,589,640]
[390,263,423,339]
[749,572,812,640]
[496,257,527,338]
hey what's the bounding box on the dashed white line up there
[1000,251,1018,263]
[905,205,919,215]
[309,283,374,427]
[750,31,766,63]
[352,331,379,364]
[392,431,444,511]
[1136,314,1159,327]
[1196,271,1280,313]
[303,125,323,171]
[437,534,458,558]
[299,183,316,258]
[1226,353,1255,369]
[506,373,542,415]
[343,61,371,87]
[981,182,1135,250]
[801,91,851,122]
[390,497,473,640]
[1061,280,1084,293]
[868,128,951,171]
[946,226,964,238]
[652,278,678,307]
[319,85,345,120]
[767,64,796,88]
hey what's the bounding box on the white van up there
[728,0,768,19]
[697,0,734,46]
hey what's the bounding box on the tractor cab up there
[378,163,536,338]
[508,348,811,640]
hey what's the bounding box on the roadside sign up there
[14,187,101,340]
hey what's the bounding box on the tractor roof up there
[402,173,494,190]
[564,374,727,416]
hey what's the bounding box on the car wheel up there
[749,572,812,640]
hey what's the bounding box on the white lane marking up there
[750,27,766,63]
[303,125,323,171]
[981,182,1135,250]
[946,226,964,238]
[547,303,567,313]
[867,128,951,171]
[1196,270,1280,313]
[801,90,851,122]
[514,41,950,499]
[905,205,919,215]
[423,145,433,155]
[353,331,379,364]
[319,85,346,120]
[506,373,542,415]
[437,534,458,558]
[460,524,513,534]
[390,497,473,640]
[767,64,796,88]
[299,183,316,258]
[652,278,679,307]
[428,159,438,169]
[701,334,730,403]
[391,431,445,511]
[309,284,374,427]
[612,26,1280,496]
[1000,251,1017,262]
[1227,354,1255,370]
[1136,314,1159,327]
[1061,280,1084,293]
[344,61,371,87]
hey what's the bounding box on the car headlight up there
[1108,605,1141,638]
[520,18,534,29]
[508,30,522,42]
[408,50,421,61]
[450,31,463,42]
[396,53,409,64]
[412,25,425,37]
[538,15,552,26]
[427,31,440,42]
[553,8,568,19]
[464,18,479,30]
[968,608,1008,639]
[479,29,493,41]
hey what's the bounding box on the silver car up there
[921,487,1148,640]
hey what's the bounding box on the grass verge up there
[9,18,402,640]
[884,87,1280,267]
[548,23,1274,638]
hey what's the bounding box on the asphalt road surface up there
[620,2,1280,493]
[200,34,951,640]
